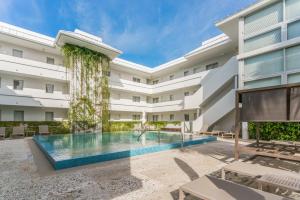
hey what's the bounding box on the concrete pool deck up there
[0,138,248,200]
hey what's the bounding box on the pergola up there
[234,83,300,161]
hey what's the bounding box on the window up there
[286,0,300,20]
[14,111,24,121]
[184,114,189,121]
[244,1,283,35]
[244,76,281,89]
[152,115,159,122]
[288,72,300,84]
[132,114,140,121]
[170,114,174,121]
[184,92,189,96]
[13,80,24,90]
[206,62,218,70]
[169,75,174,80]
[169,95,174,101]
[286,45,300,71]
[12,49,23,58]
[244,29,281,52]
[45,112,54,121]
[152,97,159,103]
[133,77,141,83]
[194,113,197,120]
[132,96,140,102]
[46,57,55,64]
[184,71,189,76]
[153,80,159,85]
[288,20,300,40]
[46,84,54,93]
[244,50,283,79]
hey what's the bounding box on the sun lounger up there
[222,161,300,192]
[38,125,50,135]
[221,131,235,139]
[221,161,300,180]
[257,173,300,192]
[0,127,5,139]
[11,126,25,137]
[179,175,288,200]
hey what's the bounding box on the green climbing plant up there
[62,43,111,132]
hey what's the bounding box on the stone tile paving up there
[0,138,298,200]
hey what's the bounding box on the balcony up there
[110,99,184,113]
[0,54,67,81]
[150,100,183,112]
[109,70,208,94]
[0,94,69,108]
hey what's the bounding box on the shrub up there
[248,122,300,141]
[0,121,70,137]
[145,121,181,130]
[109,121,141,132]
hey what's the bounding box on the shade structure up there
[235,83,300,160]
[241,88,287,122]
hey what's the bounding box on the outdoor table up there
[257,173,300,193]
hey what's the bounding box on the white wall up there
[0,41,63,66]
[0,105,67,121]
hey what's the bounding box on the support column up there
[142,111,147,124]
[235,92,241,160]
[242,122,249,140]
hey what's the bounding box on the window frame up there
[132,96,141,102]
[132,77,141,83]
[45,112,54,121]
[14,110,24,121]
[46,83,54,93]
[13,80,24,90]
[12,49,23,58]
[46,57,55,64]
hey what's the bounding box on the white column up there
[142,111,147,124]
[242,122,249,140]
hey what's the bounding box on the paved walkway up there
[0,138,240,200]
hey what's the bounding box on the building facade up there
[0,0,299,132]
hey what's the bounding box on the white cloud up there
[59,0,255,66]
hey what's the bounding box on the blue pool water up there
[33,132,216,170]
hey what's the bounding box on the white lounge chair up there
[179,175,287,200]
[0,127,5,139]
[11,126,25,138]
[38,125,50,135]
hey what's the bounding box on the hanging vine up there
[62,43,111,132]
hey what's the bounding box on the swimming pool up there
[33,132,216,170]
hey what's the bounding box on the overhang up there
[215,0,276,41]
[55,30,122,59]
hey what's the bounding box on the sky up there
[0,0,256,67]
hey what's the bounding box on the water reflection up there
[36,131,184,161]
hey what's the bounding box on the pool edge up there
[34,135,217,170]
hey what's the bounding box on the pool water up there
[33,131,216,170]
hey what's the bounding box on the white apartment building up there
[0,0,299,132]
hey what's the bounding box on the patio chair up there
[179,175,287,200]
[38,125,50,135]
[11,126,25,138]
[0,127,5,139]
